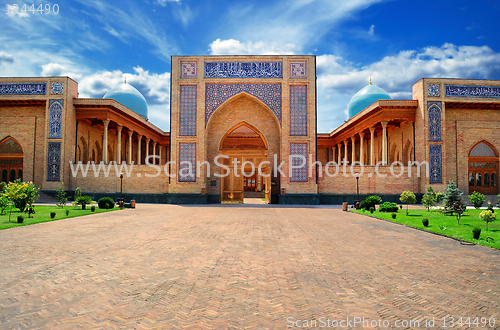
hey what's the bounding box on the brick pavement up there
[0,205,499,329]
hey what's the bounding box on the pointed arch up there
[0,136,23,154]
[206,92,281,132]
[0,136,24,183]
[469,140,498,157]
[219,121,269,151]
[403,139,412,164]
[468,140,499,195]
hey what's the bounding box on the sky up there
[1,0,500,133]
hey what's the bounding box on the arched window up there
[0,137,24,183]
[468,140,498,195]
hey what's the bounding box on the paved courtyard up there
[1,205,499,329]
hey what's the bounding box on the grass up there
[353,207,500,250]
[0,205,118,230]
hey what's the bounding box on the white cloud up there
[6,5,30,17]
[316,43,500,132]
[156,0,181,5]
[209,39,300,55]
[0,52,14,65]
[368,24,375,36]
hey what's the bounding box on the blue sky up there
[1,0,500,132]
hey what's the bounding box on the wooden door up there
[264,168,271,204]
[220,157,244,203]
[469,168,498,195]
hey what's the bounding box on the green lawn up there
[0,205,118,230]
[352,207,500,250]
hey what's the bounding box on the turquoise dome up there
[348,83,392,118]
[103,82,148,120]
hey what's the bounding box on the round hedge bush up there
[98,197,115,210]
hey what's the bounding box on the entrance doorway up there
[0,137,24,183]
[468,141,498,195]
[219,123,271,203]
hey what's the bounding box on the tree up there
[75,195,92,210]
[0,195,9,215]
[479,210,496,231]
[452,201,467,225]
[400,191,416,215]
[3,179,39,212]
[421,193,435,211]
[360,195,382,210]
[56,186,68,208]
[468,191,485,209]
[443,180,462,215]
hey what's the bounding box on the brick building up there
[1,55,499,204]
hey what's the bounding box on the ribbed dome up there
[348,83,392,118]
[103,82,148,120]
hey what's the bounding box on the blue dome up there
[103,82,148,120]
[348,83,392,118]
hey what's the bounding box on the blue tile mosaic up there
[49,99,63,139]
[0,83,46,95]
[427,84,440,97]
[429,144,442,184]
[290,85,307,136]
[51,81,64,95]
[178,142,196,182]
[290,62,307,78]
[428,101,441,142]
[179,85,197,136]
[290,143,308,182]
[181,62,197,78]
[204,62,282,78]
[205,83,282,124]
[445,85,500,98]
[47,142,61,181]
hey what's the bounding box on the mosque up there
[1,55,500,204]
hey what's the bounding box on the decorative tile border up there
[179,85,197,136]
[429,144,442,184]
[445,85,500,98]
[47,142,61,181]
[0,83,46,95]
[290,85,307,136]
[427,101,441,142]
[51,81,64,95]
[290,143,308,182]
[204,61,282,78]
[181,62,197,78]
[427,83,440,97]
[49,99,64,139]
[205,83,282,124]
[290,62,307,78]
[178,142,196,182]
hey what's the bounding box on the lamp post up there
[355,174,360,209]
[120,172,124,207]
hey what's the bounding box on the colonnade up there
[333,121,388,166]
[102,119,165,165]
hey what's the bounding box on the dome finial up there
[369,77,372,85]
[124,76,127,84]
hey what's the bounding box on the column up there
[152,141,157,165]
[116,125,123,164]
[102,119,110,164]
[158,145,163,165]
[359,132,365,165]
[145,138,151,165]
[128,130,133,164]
[381,121,388,165]
[337,144,341,164]
[351,136,356,164]
[369,126,375,166]
[137,134,143,165]
[343,140,348,165]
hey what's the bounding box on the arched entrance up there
[468,141,498,195]
[0,137,24,183]
[219,122,271,203]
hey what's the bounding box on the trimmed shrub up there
[98,197,115,210]
[369,207,375,214]
[469,191,485,209]
[487,204,494,213]
[360,195,382,210]
[76,196,92,210]
[391,213,397,219]
[65,209,70,216]
[50,212,56,219]
[379,202,399,213]
[479,210,496,231]
[91,205,96,212]
[473,227,481,240]
[422,219,429,227]
[17,215,24,223]
[399,205,403,209]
